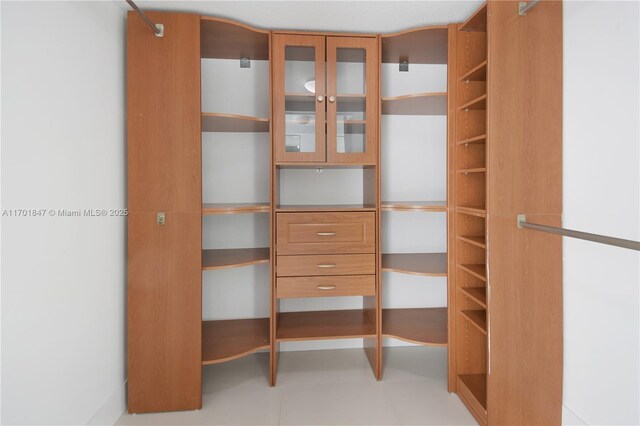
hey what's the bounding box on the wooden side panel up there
[127,11,202,413]
[486,1,563,424]
[446,23,458,393]
[127,212,202,412]
[127,12,201,214]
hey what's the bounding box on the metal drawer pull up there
[317,285,337,290]
[317,264,337,268]
[317,232,336,236]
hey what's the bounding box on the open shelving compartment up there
[453,4,488,423]
[379,25,450,358]
[199,17,273,367]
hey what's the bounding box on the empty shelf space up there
[275,204,376,212]
[202,248,269,270]
[460,287,487,308]
[381,201,446,212]
[202,202,269,215]
[202,318,270,365]
[459,3,487,32]
[381,92,447,115]
[457,167,486,174]
[381,27,448,64]
[457,134,487,146]
[458,94,487,111]
[382,253,447,276]
[456,235,486,249]
[202,112,269,133]
[201,17,269,60]
[459,60,487,82]
[458,374,487,411]
[458,264,487,282]
[382,308,448,346]
[457,206,487,217]
[276,310,375,341]
[460,309,487,335]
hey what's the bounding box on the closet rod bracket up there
[518,0,541,16]
[126,0,164,37]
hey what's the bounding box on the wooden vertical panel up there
[486,1,563,424]
[128,212,202,412]
[127,12,201,214]
[273,34,326,163]
[127,12,201,413]
[447,23,458,393]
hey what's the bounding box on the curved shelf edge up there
[202,112,270,133]
[382,333,448,347]
[202,248,270,271]
[200,15,270,35]
[382,24,449,39]
[382,308,448,346]
[382,253,447,276]
[202,345,269,366]
[202,318,270,365]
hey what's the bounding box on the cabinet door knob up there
[317,95,324,102]
[328,96,336,103]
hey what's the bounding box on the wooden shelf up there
[457,235,486,249]
[457,167,486,174]
[276,309,376,341]
[275,204,376,212]
[458,374,487,411]
[457,206,487,217]
[458,94,487,111]
[201,17,269,60]
[340,120,366,133]
[460,287,487,308]
[459,60,487,82]
[458,264,487,282]
[202,203,269,215]
[202,248,269,270]
[337,94,367,112]
[382,92,447,115]
[202,318,270,365]
[202,112,269,133]
[461,310,487,335]
[381,26,448,64]
[459,3,487,32]
[382,308,447,346]
[457,134,487,146]
[276,163,376,168]
[382,201,446,212]
[382,253,447,276]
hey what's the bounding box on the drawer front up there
[276,212,376,255]
[277,275,375,299]
[277,254,375,277]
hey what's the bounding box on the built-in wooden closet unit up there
[127,2,563,422]
[199,17,272,376]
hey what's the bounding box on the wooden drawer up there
[277,275,375,299]
[276,212,376,255]
[277,254,375,277]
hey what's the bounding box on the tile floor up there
[116,346,477,425]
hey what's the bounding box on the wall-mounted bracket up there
[399,60,409,72]
[240,57,251,68]
[518,0,540,16]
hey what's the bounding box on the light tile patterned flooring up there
[116,346,477,425]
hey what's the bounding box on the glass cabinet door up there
[326,37,378,164]
[273,34,326,163]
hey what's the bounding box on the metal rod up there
[517,215,640,251]
[126,0,164,37]
[519,0,541,16]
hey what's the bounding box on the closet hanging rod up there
[518,0,541,16]
[517,214,640,251]
[126,0,164,37]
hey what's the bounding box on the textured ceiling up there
[131,1,483,33]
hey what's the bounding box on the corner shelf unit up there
[379,25,451,361]
[199,17,272,370]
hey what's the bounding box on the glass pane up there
[336,48,366,153]
[285,46,316,153]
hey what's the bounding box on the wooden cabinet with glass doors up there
[273,34,378,165]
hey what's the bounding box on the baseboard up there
[87,380,127,425]
[562,404,587,425]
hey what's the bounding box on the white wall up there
[1,1,127,424]
[563,2,640,425]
